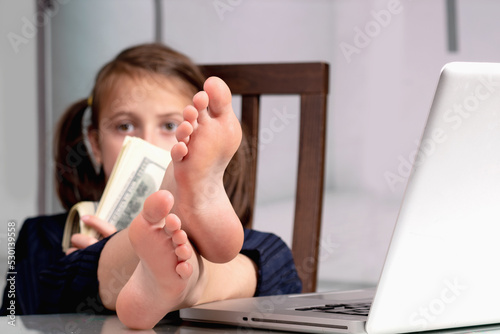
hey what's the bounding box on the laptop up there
[180,62,500,333]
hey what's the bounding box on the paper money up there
[105,157,166,231]
[62,137,171,252]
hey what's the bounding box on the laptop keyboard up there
[295,302,371,316]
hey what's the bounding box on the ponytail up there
[54,99,105,210]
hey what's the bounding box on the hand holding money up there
[62,137,171,252]
[65,213,117,254]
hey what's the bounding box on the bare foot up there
[163,76,244,263]
[116,190,203,329]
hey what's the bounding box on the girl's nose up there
[141,130,158,146]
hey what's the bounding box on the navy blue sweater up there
[1,213,301,315]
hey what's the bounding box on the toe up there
[174,243,192,261]
[163,214,181,235]
[176,262,193,279]
[142,190,174,224]
[171,142,188,162]
[192,91,209,114]
[183,105,199,124]
[171,228,187,246]
[203,77,232,117]
[175,121,193,143]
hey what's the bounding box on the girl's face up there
[89,74,193,180]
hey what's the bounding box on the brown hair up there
[54,43,252,226]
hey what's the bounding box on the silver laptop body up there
[180,62,500,333]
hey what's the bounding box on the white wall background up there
[0,0,38,293]
[2,0,500,295]
[1,2,39,220]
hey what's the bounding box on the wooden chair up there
[200,63,329,293]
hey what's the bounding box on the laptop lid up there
[181,62,500,334]
[366,61,500,333]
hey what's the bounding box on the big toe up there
[203,76,233,117]
[142,190,174,225]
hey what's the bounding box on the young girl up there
[1,43,302,329]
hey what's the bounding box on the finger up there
[70,233,99,250]
[65,247,77,256]
[81,215,117,237]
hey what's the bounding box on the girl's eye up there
[163,122,178,132]
[117,123,135,133]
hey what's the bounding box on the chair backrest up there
[200,63,329,293]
